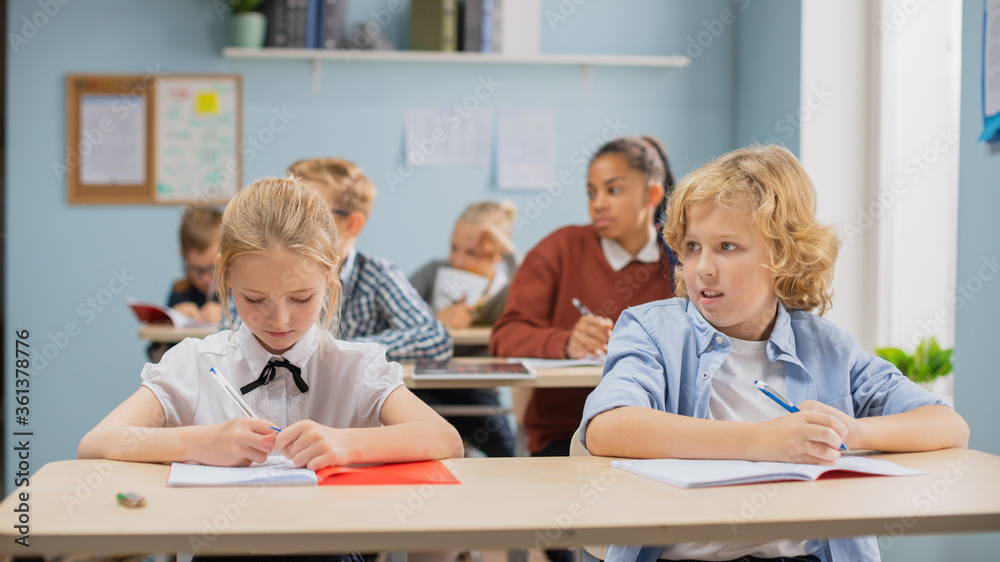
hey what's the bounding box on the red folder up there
[316,460,459,486]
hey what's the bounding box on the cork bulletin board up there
[66,73,242,205]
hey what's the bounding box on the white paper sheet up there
[79,95,146,186]
[984,0,1000,117]
[496,107,556,190]
[405,106,492,167]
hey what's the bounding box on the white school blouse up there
[141,323,404,429]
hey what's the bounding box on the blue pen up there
[571,297,592,316]
[754,380,848,451]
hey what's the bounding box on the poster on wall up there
[980,0,1000,142]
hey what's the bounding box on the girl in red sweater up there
[490,135,677,457]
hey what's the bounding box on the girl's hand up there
[479,223,516,256]
[752,408,849,465]
[566,315,614,359]
[189,418,278,467]
[437,302,476,329]
[275,420,352,470]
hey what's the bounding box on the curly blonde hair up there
[288,157,376,218]
[217,177,342,333]
[663,145,839,314]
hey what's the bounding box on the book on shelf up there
[126,298,214,328]
[413,358,537,380]
[610,455,927,489]
[168,454,460,487]
[410,0,458,51]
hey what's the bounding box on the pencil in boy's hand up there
[571,298,593,317]
[754,380,848,451]
[209,367,258,419]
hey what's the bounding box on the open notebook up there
[127,298,214,328]
[610,455,926,488]
[168,455,460,487]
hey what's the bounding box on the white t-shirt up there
[660,336,811,561]
[142,323,404,429]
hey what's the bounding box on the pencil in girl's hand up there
[209,367,258,419]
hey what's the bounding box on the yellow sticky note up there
[195,91,219,114]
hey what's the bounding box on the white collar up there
[235,322,320,388]
[600,227,660,272]
[338,246,358,285]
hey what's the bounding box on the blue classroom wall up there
[734,0,801,154]
[882,1,1000,559]
[3,0,800,490]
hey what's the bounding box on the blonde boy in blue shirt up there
[581,145,969,562]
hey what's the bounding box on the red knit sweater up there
[490,225,674,453]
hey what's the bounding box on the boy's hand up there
[190,418,277,467]
[172,302,200,319]
[275,419,352,470]
[437,302,476,329]
[566,315,614,359]
[199,301,222,324]
[754,408,849,465]
[798,400,863,450]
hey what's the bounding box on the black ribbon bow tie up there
[240,359,309,395]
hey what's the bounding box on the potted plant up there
[228,0,268,48]
[875,336,954,403]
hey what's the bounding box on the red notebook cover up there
[316,460,459,486]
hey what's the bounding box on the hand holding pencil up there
[566,298,613,359]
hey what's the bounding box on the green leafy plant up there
[229,0,266,13]
[875,337,953,384]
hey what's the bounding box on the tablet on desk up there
[412,359,537,380]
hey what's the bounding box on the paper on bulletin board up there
[79,95,146,186]
[980,0,1000,142]
[155,77,239,200]
[496,107,556,190]
[404,107,492,167]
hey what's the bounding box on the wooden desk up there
[138,324,215,343]
[138,325,490,346]
[2,450,999,556]
[449,326,491,347]
[402,360,602,389]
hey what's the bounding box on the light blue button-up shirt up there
[581,298,945,562]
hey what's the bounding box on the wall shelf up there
[222,48,691,93]
[223,47,690,67]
